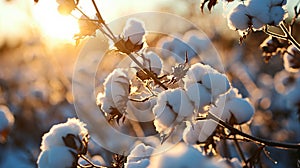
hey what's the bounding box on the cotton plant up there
[35,0,300,168]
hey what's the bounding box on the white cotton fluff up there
[246,0,271,24]
[226,98,255,124]
[183,63,216,88]
[40,118,88,151]
[100,68,130,114]
[123,18,146,45]
[210,88,254,124]
[198,119,218,142]
[183,122,202,144]
[131,51,163,75]
[283,45,300,73]
[186,83,212,113]
[148,143,204,168]
[153,103,177,133]
[153,89,194,133]
[125,143,154,168]
[0,105,14,131]
[183,119,217,144]
[227,4,251,31]
[127,143,154,162]
[125,159,150,168]
[37,146,76,168]
[201,72,230,98]
[156,89,194,117]
[210,94,232,122]
[252,17,265,30]
[270,6,286,25]
[126,98,156,122]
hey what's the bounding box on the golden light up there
[33,1,79,44]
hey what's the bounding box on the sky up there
[0,0,299,47]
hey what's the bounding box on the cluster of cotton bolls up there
[183,87,254,144]
[0,105,14,143]
[37,118,89,168]
[227,0,287,32]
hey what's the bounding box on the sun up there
[33,1,79,44]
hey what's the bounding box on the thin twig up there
[91,0,116,41]
[233,135,248,167]
[263,25,287,40]
[207,112,300,149]
[279,22,300,51]
[80,155,109,168]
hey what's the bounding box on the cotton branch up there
[206,112,300,150]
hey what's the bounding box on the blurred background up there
[0,0,299,167]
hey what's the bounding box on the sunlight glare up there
[33,1,79,43]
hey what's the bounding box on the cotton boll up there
[0,105,14,132]
[210,95,232,122]
[184,63,216,88]
[270,6,286,25]
[252,17,265,30]
[37,146,76,168]
[198,119,218,142]
[227,98,255,124]
[183,120,212,144]
[126,98,155,122]
[226,88,242,99]
[227,4,250,31]
[246,0,271,24]
[186,83,211,113]
[153,89,194,133]
[40,118,88,151]
[201,72,230,98]
[123,18,146,45]
[153,104,177,133]
[160,89,194,117]
[283,45,300,73]
[127,143,154,163]
[102,68,130,113]
[183,124,199,144]
[148,143,204,168]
